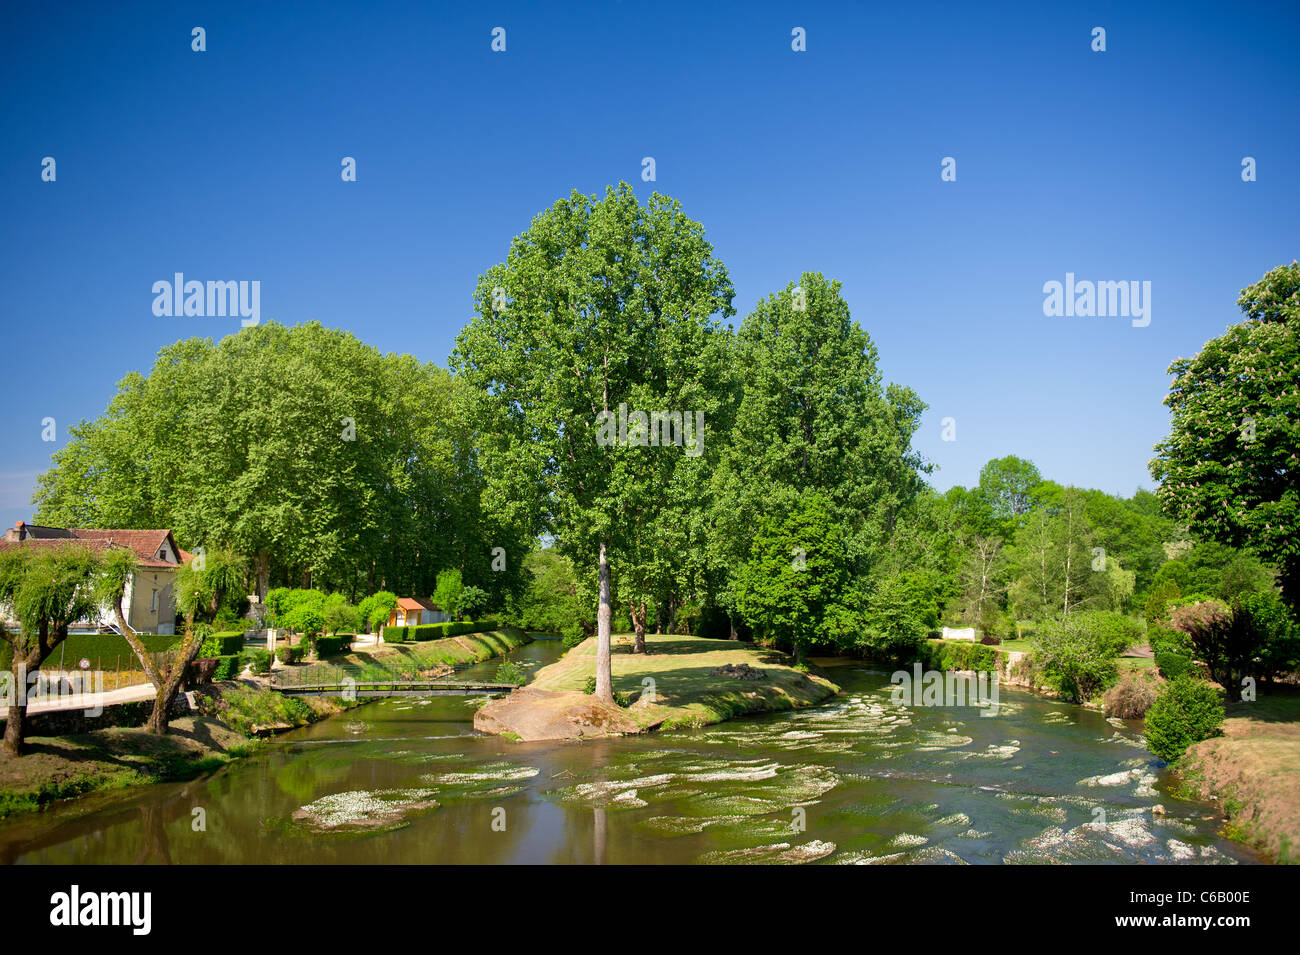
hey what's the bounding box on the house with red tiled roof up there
[386,596,447,628]
[0,521,185,634]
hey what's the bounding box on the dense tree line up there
[27,185,1297,704]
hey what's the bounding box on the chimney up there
[4,520,24,542]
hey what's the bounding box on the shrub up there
[1033,617,1124,703]
[199,631,246,657]
[1144,674,1225,762]
[275,645,306,665]
[979,635,1001,646]
[314,634,353,657]
[380,625,408,644]
[1148,625,1193,657]
[562,624,586,650]
[1074,611,1144,657]
[322,597,361,635]
[1103,670,1160,719]
[243,648,272,675]
[495,661,527,686]
[1155,651,1194,679]
[1171,598,1261,702]
[920,640,999,672]
[212,655,242,681]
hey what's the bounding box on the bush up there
[561,624,586,650]
[919,640,999,672]
[212,655,243,681]
[1155,651,1194,679]
[1074,611,1144,657]
[495,661,527,686]
[380,625,408,644]
[275,645,306,665]
[1103,670,1160,719]
[1033,617,1124,703]
[1148,625,1193,657]
[1144,674,1225,762]
[199,630,246,657]
[243,648,272,675]
[315,634,353,657]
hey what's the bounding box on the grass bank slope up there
[1179,688,1300,864]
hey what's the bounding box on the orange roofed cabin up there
[386,597,447,628]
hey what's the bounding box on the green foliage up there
[243,648,272,675]
[199,631,246,658]
[1151,263,1300,611]
[1155,651,1194,679]
[561,624,586,650]
[212,655,243,681]
[210,686,315,737]
[357,590,397,634]
[1144,674,1226,763]
[459,585,490,619]
[731,492,852,661]
[1073,611,1144,656]
[314,634,353,657]
[33,322,529,605]
[918,639,1000,672]
[321,593,361,635]
[1032,616,1125,703]
[508,549,588,634]
[854,573,933,662]
[495,661,527,686]
[275,645,306,665]
[433,569,465,620]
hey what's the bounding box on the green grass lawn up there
[532,632,838,730]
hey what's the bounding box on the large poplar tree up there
[452,183,735,702]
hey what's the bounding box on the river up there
[0,639,1258,864]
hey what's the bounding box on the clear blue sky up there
[2,1,1297,531]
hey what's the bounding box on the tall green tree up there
[452,183,735,702]
[1151,263,1300,610]
[712,272,928,619]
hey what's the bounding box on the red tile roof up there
[396,597,440,612]
[0,526,182,568]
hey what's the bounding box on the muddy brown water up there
[0,640,1259,864]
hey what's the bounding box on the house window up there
[150,589,158,613]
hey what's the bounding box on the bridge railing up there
[270,660,499,688]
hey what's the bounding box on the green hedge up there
[315,634,353,657]
[212,655,243,681]
[382,620,498,643]
[243,648,272,675]
[918,640,1001,672]
[380,624,409,643]
[1155,651,1194,679]
[200,631,246,657]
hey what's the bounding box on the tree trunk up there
[255,551,271,603]
[631,600,647,654]
[2,670,25,756]
[148,614,202,735]
[594,542,614,704]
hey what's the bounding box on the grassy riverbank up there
[291,626,531,679]
[1178,688,1300,864]
[0,684,358,821]
[478,633,838,740]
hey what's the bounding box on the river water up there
[0,639,1258,864]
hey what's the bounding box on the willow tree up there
[452,183,735,701]
[0,545,103,756]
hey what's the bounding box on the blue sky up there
[2,1,1297,530]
